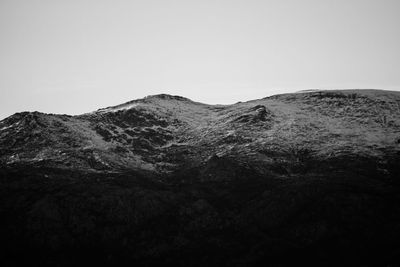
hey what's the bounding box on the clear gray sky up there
[1,0,400,119]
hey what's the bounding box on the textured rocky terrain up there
[1,90,400,266]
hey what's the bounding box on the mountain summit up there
[1,89,400,266]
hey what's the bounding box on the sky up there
[1,0,400,119]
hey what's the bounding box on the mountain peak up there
[143,94,193,102]
[94,94,196,114]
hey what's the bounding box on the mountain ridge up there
[2,88,400,118]
[1,89,399,175]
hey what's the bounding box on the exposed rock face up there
[1,89,400,266]
[231,105,274,124]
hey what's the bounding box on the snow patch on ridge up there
[97,103,140,113]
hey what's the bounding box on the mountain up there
[1,90,400,266]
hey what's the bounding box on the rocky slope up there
[1,90,400,266]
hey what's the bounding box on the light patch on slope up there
[6,154,20,164]
[99,103,140,113]
[0,121,20,131]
